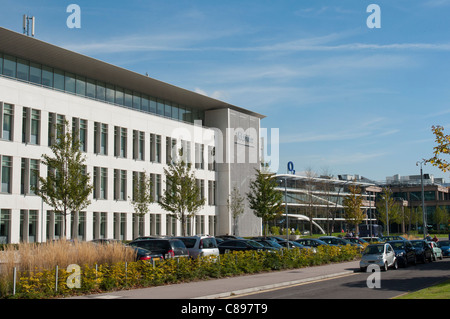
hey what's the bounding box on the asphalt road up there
[233,257,450,299]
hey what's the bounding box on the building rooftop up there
[0,27,264,119]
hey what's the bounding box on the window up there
[151,173,161,202]
[22,107,40,145]
[76,75,86,96]
[208,146,216,171]
[0,209,10,244]
[1,103,14,141]
[96,82,106,101]
[29,62,42,84]
[65,72,76,93]
[42,66,53,87]
[105,84,115,103]
[21,158,39,195]
[48,113,65,146]
[195,143,204,169]
[94,167,108,199]
[114,169,127,200]
[94,122,108,155]
[72,117,87,152]
[3,55,16,77]
[20,210,38,243]
[150,133,161,163]
[53,69,65,91]
[114,126,127,158]
[1,155,12,193]
[16,58,29,81]
[133,130,145,160]
[208,181,216,206]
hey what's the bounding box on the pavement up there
[70,260,361,299]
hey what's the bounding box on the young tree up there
[159,153,205,236]
[342,184,366,235]
[130,171,153,237]
[376,188,398,235]
[227,185,245,236]
[247,169,284,237]
[426,125,450,171]
[35,121,93,239]
[433,206,449,234]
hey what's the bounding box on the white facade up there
[0,27,263,243]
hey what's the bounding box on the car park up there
[319,236,362,249]
[386,240,416,267]
[381,235,407,242]
[437,240,450,257]
[427,241,443,261]
[410,240,433,263]
[174,236,219,259]
[295,238,328,248]
[128,246,164,262]
[360,243,398,272]
[217,239,271,254]
[129,238,189,259]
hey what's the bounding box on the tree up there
[342,184,366,235]
[433,206,449,234]
[426,125,450,171]
[35,121,93,239]
[376,188,400,234]
[227,185,245,236]
[247,169,284,237]
[159,153,205,236]
[130,171,153,237]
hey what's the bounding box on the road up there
[232,257,450,299]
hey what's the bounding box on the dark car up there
[437,240,450,257]
[410,240,433,263]
[129,238,189,259]
[217,239,271,254]
[381,235,407,242]
[295,238,328,248]
[386,240,416,267]
[253,239,283,250]
[128,246,164,262]
[251,236,286,242]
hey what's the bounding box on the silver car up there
[360,243,398,272]
[175,235,219,259]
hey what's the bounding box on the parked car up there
[386,240,416,267]
[128,246,164,262]
[251,236,285,242]
[129,238,189,259]
[427,241,443,261]
[217,239,271,254]
[410,240,433,263]
[295,238,328,248]
[437,240,450,257]
[253,239,283,250]
[174,236,219,259]
[319,236,362,249]
[360,243,398,272]
[277,240,305,249]
[344,237,369,245]
[381,235,407,242]
[361,237,383,243]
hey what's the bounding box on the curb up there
[194,270,356,299]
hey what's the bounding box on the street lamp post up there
[416,160,427,239]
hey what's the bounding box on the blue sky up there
[2,0,450,181]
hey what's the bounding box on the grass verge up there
[394,279,450,299]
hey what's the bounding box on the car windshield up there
[437,240,450,247]
[363,244,384,255]
[178,238,196,248]
[130,240,170,251]
[389,242,405,250]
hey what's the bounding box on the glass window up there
[150,98,157,114]
[1,156,12,193]
[0,209,10,244]
[124,89,133,107]
[133,93,141,110]
[2,103,13,141]
[29,62,42,84]
[42,66,53,87]
[30,109,40,145]
[53,69,65,91]
[172,103,179,120]
[164,102,171,118]
[29,159,39,195]
[141,95,149,112]
[105,84,115,103]
[16,58,29,81]
[0,53,3,75]
[96,82,106,101]
[178,106,186,121]
[115,88,124,105]
[76,75,86,96]
[86,79,96,98]
[3,55,16,77]
[65,72,76,93]
[157,99,164,115]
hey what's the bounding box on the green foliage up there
[1,245,361,299]
[159,152,205,236]
[247,169,284,236]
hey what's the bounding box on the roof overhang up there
[0,27,265,119]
